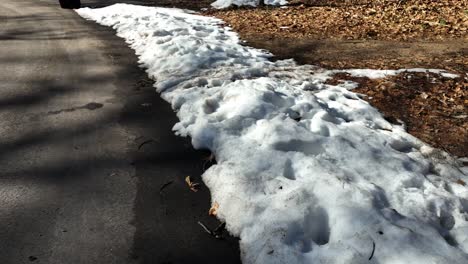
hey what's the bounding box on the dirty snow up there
[77,4,468,264]
[211,0,287,9]
[332,68,460,79]
[308,68,460,90]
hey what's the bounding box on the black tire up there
[59,0,80,9]
[59,0,70,8]
[70,0,81,9]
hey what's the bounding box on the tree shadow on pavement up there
[0,1,241,263]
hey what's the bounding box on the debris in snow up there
[77,5,468,264]
[368,241,376,260]
[457,179,466,186]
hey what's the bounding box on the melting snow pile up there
[211,0,287,9]
[77,4,468,264]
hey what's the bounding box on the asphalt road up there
[0,0,240,263]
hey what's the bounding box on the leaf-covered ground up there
[206,0,467,41]
[327,72,467,157]
[204,0,467,157]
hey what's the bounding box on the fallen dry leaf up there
[209,201,219,216]
[456,179,467,186]
[185,176,201,192]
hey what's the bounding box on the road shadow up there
[0,0,241,263]
[113,30,241,264]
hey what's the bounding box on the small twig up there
[198,221,213,235]
[138,139,154,150]
[214,222,226,234]
[368,241,376,260]
[134,136,145,142]
[197,221,225,239]
[159,180,174,194]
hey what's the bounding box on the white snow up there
[304,68,460,91]
[307,68,460,91]
[211,0,287,9]
[77,4,468,264]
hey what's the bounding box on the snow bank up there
[332,68,460,79]
[77,4,468,264]
[211,0,287,9]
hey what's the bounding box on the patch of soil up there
[243,38,467,74]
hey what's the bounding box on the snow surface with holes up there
[77,4,468,264]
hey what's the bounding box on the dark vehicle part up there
[59,0,81,9]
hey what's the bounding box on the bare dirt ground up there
[204,0,467,157]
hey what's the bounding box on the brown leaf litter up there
[205,0,468,41]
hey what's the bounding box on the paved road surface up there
[0,0,240,263]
